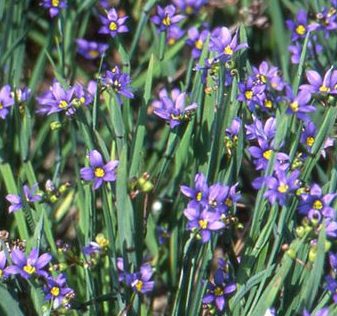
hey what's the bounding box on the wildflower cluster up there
[181,173,240,242]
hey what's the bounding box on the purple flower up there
[210,27,248,62]
[6,184,42,213]
[181,172,209,209]
[41,0,67,18]
[0,85,14,119]
[202,265,236,312]
[246,116,276,144]
[329,251,337,271]
[151,5,185,32]
[153,91,198,128]
[76,39,109,60]
[43,273,74,309]
[303,308,329,316]
[298,184,336,220]
[300,121,334,158]
[80,150,119,190]
[172,0,208,14]
[254,169,301,206]
[167,25,185,46]
[99,8,128,37]
[286,10,318,41]
[252,61,285,91]
[237,78,265,111]
[316,7,337,34]
[118,259,155,294]
[83,242,102,256]
[125,263,154,294]
[248,140,274,171]
[36,81,75,116]
[13,87,31,104]
[300,67,337,95]
[6,248,52,279]
[184,206,225,242]
[101,66,134,99]
[186,27,209,59]
[285,89,315,120]
[325,275,337,303]
[73,82,95,107]
[0,251,10,279]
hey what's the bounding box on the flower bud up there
[50,121,62,130]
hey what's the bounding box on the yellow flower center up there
[195,39,203,50]
[263,149,273,160]
[109,21,118,31]
[225,198,233,207]
[214,287,224,296]
[257,74,267,83]
[79,97,86,104]
[313,200,323,210]
[89,50,99,58]
[245,90,253,100]
[196,192,203,201]
[224,45,233,55]
[171,113,183,120]
[306,136,315,147]
[278,183,289,193]
[319,85,330,93]
[290,101,299,112]
[186,6,193,14]
[0,269,3,277]
[162,15,171,26]
[51,287,60,297]
[296,24,306,35]
[23,264,36,275]
[58,100,68,109]
[264,99,273,108]
[168,38,176,46]
[0,103,3,109]
[198,219,208,229]
[52,0,60,7]
[94,167,105,178]
[135,280,143,292]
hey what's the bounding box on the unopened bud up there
[50,121,62,130]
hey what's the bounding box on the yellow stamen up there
[263,149,273,160]
[58,100,68,109]
[195,39,203,50]
[89,50,99,58]
[79,97,86,104]
[52,0,60,7]
[295,24,306,35]
[168,38,176,46]
[313,200,323,210]
[51,287,60,297]
[319,85,330,93]
[278,183,289,193]
[162,15,171,26]
[224,45,233,55]
[214,287,224,296]
[0,103,3,109]
[196,192,202,201]
[135,280,143,292]
[225,198,233,207]
[198,219,208,229]
[264,99,273,108]
[186,6,193,14]
[0,269,3,277]
[23,264,36,275]
[109,22,118,31]
[257,74,267,84]
[306,136,315,147]
[94,167,105,178]
[245,90,253,100]
[290,101,299,112]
